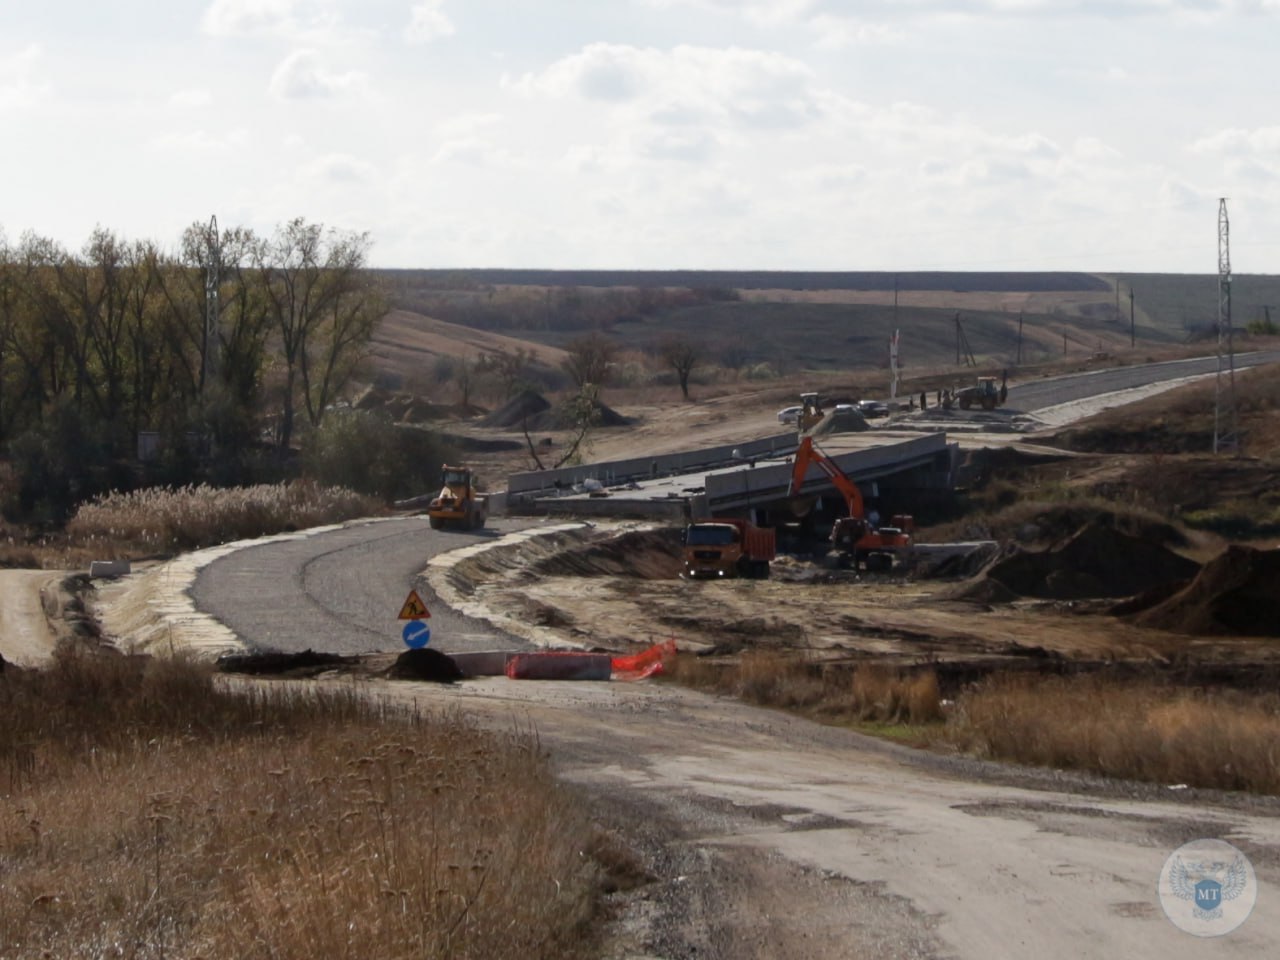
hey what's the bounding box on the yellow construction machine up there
[427,465,488,530]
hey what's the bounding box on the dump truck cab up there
[682,518,775,579]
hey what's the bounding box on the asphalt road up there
[191,516,537,656]
[1007,350,1280,413]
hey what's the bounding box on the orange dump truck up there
[682,518,775,579]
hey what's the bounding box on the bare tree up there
[561,331,616,389]
[253,219,381,450]
[478,345,536,401]
[658,333,702,400]
[522,383,602,470]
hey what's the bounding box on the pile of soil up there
[954,518,1200,602]
[1129,545,1280,636]
[481,389,631,430]
[217,649,359,676]
[529,529,683,580]
[809,409,869,437]
[482,390,551,428]
[1009,506,1187,550]
[388,647,465,683]
[352,385,484,423]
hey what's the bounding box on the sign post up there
[398,589,432,649]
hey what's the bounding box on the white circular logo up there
[1158,839,1257,937]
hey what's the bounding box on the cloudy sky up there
[1,0,1277,272]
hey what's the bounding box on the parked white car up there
[777,406,802,424]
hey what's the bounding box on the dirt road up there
[112,519,1276,958]
[382,675,1280,959]
[0,570,59,666]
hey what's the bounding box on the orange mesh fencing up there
[611,639,677,681]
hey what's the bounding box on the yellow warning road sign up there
[398,589,430,620]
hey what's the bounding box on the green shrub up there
[302,409,452,501]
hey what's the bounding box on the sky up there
[1,0,1278,272]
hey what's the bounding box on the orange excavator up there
[788,436,914,572]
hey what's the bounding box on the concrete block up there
[447,650,516,677]
[89,559,132,578]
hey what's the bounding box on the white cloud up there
[301,153,378,183]
[269,49,368,99]
[406,0,456,43]
[1192,126,1280,155]
[148,128,251,154]
[643,0,1280,24]
[513,43,821,130]
[809,14,903,47]
[0,44,48,111]
[170,88,213,108]
[202,0,328,37]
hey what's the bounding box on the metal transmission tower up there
[203,215,221,394]
[1214,198,1238,454]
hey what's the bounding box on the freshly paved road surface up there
[191,516,536,656]
[1007,350,1280,412]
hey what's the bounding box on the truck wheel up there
[756,560,770,579]
[474,513,486,530]
[429,516,443,530]
[959,397,971,410]
[866,553,892,573]
[981,396,996,411]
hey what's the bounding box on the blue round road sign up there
[402,620,431,649]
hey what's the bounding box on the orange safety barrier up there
[610,639,677,681]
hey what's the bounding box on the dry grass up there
[668,651,943,725]
[65,481,382,554]
[950,673,1280,794]
[0,652,602,959]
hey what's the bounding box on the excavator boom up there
[789,436,865,520]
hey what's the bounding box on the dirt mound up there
[1011,506,1187,550]
[809,409,869,437]
[480,389,630,430]
[482,390,551,428]
[957,518,1199,602]
[388,648,465,683]
[529,529,683,579]
[217,649,359,676]
[1130,545,1280,636]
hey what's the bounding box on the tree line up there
[0,218,385,520]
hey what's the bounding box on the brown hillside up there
[368,310,570,392]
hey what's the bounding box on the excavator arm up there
[788,437,865,520]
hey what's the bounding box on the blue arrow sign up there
[402,620,431,649]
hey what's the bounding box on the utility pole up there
[1214,198,1238,454]
[1016,313,1023,365]
[954,313,976,366]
